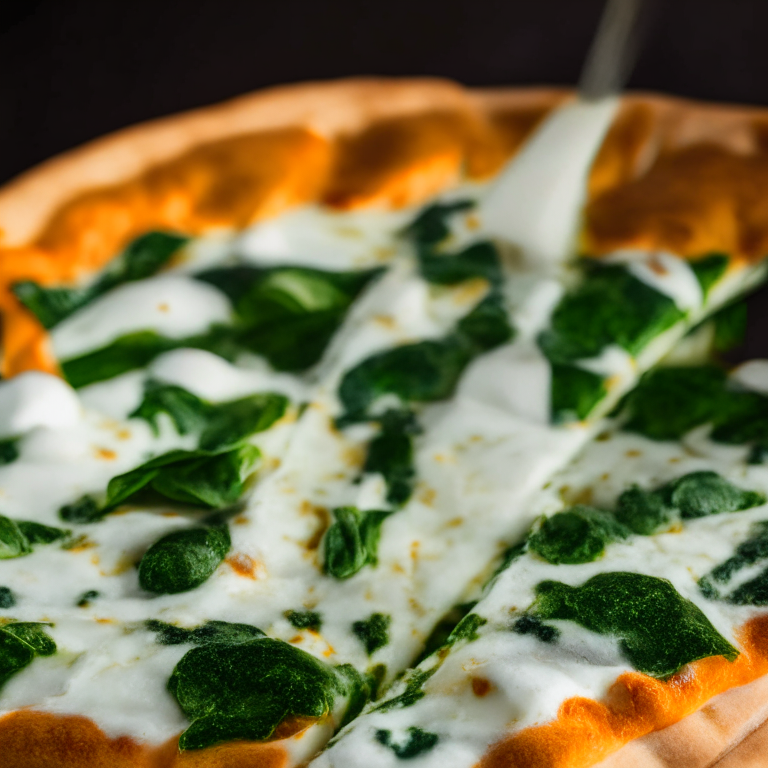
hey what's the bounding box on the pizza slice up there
[0,80,768,768]
[317,358,768,768]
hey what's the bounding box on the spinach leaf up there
[0,515,68,558]
[0,622,56,690]
[16,521,69,545]
[58,496,102,524]
[363,410,420,507]
[512,614,560,643]
[130,381,288,449]
[528,506,630,564]
[616,472,764,535]
[76,590,99,608]
[338,279,511,423]
[169,637,347,750]
[338,338,472,422]
[323,507,391,580]
[0,516,31,559]
[198,393,288,453]
[285,610,322,632]
[621,366,729,441]
[375,727,439,759]
[0,587,15,609]
[529,572,737,678]
[138,524,231,594]
[199,265,383,372]
[105,444,261,511]
[550,363,607,423]
[416,602,476,663]
[13,232,187,329]
[372,668,436,713]
[352,613,391,656]
[445,613,487,645]
[0,439,19,466]
[130,380,209,436]
[146,619,264,645]
[689,254,730,299]
[455,291,514,353]
[539,262,686,364]
[699,522,768,605]
[402,200,475,247]
[713,301,748,353]
[620,364,768,451]
[418,241,502,286]
[61,331,176,388]
[615,486,673,535]
[663,471,765,519]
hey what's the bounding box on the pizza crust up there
[3,77,768,768]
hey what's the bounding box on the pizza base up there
[2,77,768,768]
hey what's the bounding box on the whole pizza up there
[2,78,768,768]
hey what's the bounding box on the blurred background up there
[3,0,768,186]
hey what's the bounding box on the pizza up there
[1,78,768,768]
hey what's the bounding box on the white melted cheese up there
[51,275,233,360]
[315,426,768,768]
[478,97,619,264]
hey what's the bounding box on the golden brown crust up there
[0,710,293,768]
[478,616,768,768]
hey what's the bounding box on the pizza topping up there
[621,365,768,454]
[525,572,738,678]
[0,622,56,691]
[197,265,383,372]
[0,516,69,559]
[700,522,768,605]
[285,610,323,632]
[169,636,349,750]
[338,293,513,422]
[323,507,391,580]
[12,232,189,330]
[549,362,608,423]
[538,261,686,365]
[445,613,487,645]
[362,410,420,507]
[138,524,231,594]
[352,613,391,656]
[0,587,15,609]
[146,618,265,645]
[528,506,630,565]
[375,726,439,759]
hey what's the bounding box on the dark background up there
[3,0,768,186]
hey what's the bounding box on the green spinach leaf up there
[0,622,56,690]
[402,200,475,247]
[375,727,439,759]
[539,262,686,364]
[550,363,607,423]
[352,613,391,656]
[146,619,264,645]
[285,611,322,632]
[0,587,16,609]
[528,506,630,564]
[138,525,231,594]
[363,410,420,507]
[169,637,347,750]
[323,507,391,580]
[689,254,730,299]
[529,572,738,678]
